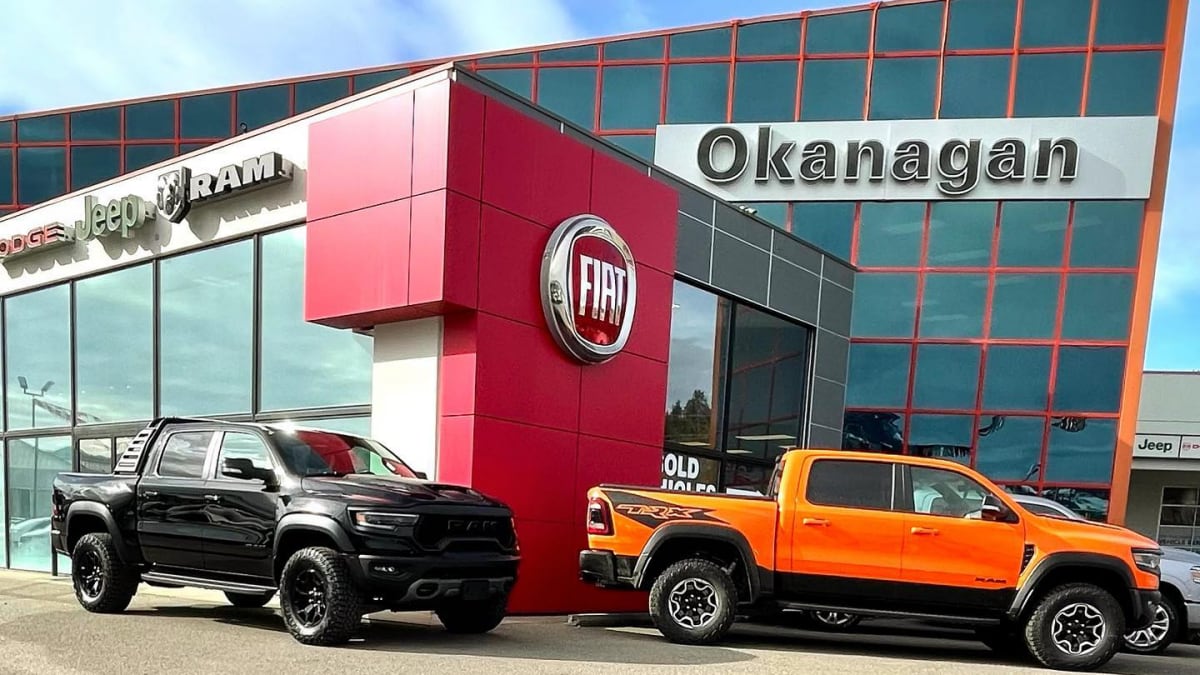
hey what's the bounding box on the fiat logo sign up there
[540,214,637,364]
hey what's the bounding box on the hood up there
[1029,515,1159,552]
[1162,546,1200,564]
[300,474,508,510]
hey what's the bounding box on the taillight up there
[586,497,612,535]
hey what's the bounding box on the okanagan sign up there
[540,214,636,364]
[653,117,1159,202]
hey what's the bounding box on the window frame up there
[152,428,220,480]
[210,429,278,483]
[803,458,898,512]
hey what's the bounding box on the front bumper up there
[1185,600,1200,631]
[579,549,637,589]
[347,552,519,607]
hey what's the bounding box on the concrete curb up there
[566,612,653,628]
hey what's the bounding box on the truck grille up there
[415,515,515,550]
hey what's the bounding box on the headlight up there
[1132,548,1162,575]
[349,509,419,532]
[1190,566,1200,584]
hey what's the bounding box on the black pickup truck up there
[51,417,520,645]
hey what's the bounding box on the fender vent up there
[1021,544,1036,572]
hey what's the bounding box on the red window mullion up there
[658,35,670,126]
[901,202,934,454]
[969,202,1004,469]
[1006,0,1026,118]
[861,4,879,120]
[933,0,950,119]
[1036,202,1078,494]
[793,12,809,121]
[1079,0,1101,115]
[725,23,738,123]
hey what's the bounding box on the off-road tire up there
[1122,598,1180,655]
[1022,583,1124,671]
[279,546,362,646]
[435,594,508,633]
[225,590,275,608]
[648,558,738,645]
[71,533,138,613]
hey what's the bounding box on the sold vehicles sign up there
[541,214,636,364]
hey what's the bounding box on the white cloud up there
[0,0,586,113]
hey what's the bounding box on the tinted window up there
[217,432,274,478]
[0,119,12,142]
[537,67,597,127]
[742,202,786,229]
[858,202,924,266]
[1095,0,1168,45]
[295,77,349,113]
[70,108,120,141]
[1088,52,1162,117]
[540,45,598,62]
[478,53,532,65]
[1071,201,1144,267]
[260,227,373,410]
[667,64,729,124]
[18,147,66,204]
[983,346,1052,411]
[237,85,290,131]
[851,273,917,338]
[160,241,253,416]
[975,415,1045,482]
[1046,419,1116,483]
[352,69,407,92]
[158,431,215,478]
[665,282,728,451]
[909,466,995,517]
[842,411,905,454]
[805,11,871,53]
[806,460,893,510]
[275,430,416,478]
[800,60,866,121]
[1043,487,1108,522]
[908,414,974,466]
[76,264,154,423]
[78,439,113,475]
[478,69,532,99]
[870,58,938,120]
[733,62,798,123]
[1014,54,1085,118]
[125,144,175,171]
[792,202,853,260]
[990,274,1060,339]
[610,135,654,161]
[846,343,912,408]
[941,56,1011,119]
[181,93,232,138]
[0,149,11,203]
[604,36,664,60]
[1061,274,1135,340]
[1053,347,1126,413]
[70,146,120,190]
[1020,0,1092,47]
[125,100,175,139]
[875,2,943,51]
[5,284,72,430]
[947,0,1016,49]
[600,66,662,130]
[920,273,988,338]
[17,115,65,142]
[912,344,981,410]
[737,19,801,56]
[928,201,995,267]
[997,201,1069,267]
[670,28,731,58]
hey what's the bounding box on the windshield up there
[273,429,418,479]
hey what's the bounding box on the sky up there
[0,0,1196,370]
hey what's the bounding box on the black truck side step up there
[141,571,276,595]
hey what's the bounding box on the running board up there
[141,571,276,595]
[776,601,1001,626]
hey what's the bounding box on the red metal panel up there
[306,91,414,222]
[470,416,580,522]
[477,204,549,328]
[588,150,679,276]
[579,350,669,448]
[412,79,450,197]
[447,81,487,200]
[473,312,583,432]
[441,189,484,309]
[436,413,475,486]
[620,264,674,364]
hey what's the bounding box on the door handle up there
[204,494,221,502]
[142,490,158,498]
[802,518,830,527]
[911,527,939,536]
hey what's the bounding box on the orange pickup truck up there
[580,449,1162,672]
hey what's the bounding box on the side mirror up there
[981,495,1018,523]
[414,470,428,480]
[223,457,278,488]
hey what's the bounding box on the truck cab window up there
[805,459,893,510]
[217,432,273,474]
[909,466,994,518]
[157,431,215,478]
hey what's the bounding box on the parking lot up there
[0,570,1195,674]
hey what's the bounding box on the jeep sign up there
[653,116,1158,202]
[540,214,636,364]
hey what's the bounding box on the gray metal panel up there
[658,176,716,224]
[815,329,850,384]
[711,232,770,305]
[772,231,824,277]
[808,424,844,450]
[811,378,847,431]
[715,203,773,250]
[823,258,856,290]
[819,279,854,338]
[676,214,713,283]
[767,259,820,326]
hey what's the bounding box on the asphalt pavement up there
[0,569,1195,674]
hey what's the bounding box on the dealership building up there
[0,0,1189,611]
